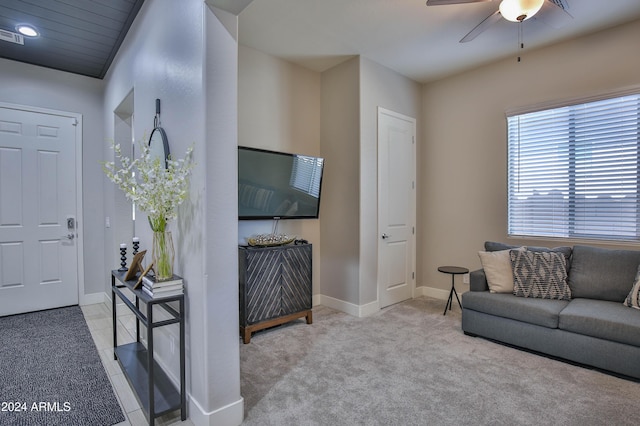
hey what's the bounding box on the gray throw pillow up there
[510,249,571,301]
[623,264,640,310]
[526,245,573,268]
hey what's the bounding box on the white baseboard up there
[80,291,109,306]
[318,294,379,317]
[415,286,455,300]
[189,394,244,426]
[312,293,322,307]
[316,290,465,317]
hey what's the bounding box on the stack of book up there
[141,275,183,298]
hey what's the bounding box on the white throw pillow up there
[478,248,524,293]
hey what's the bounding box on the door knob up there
[381,233,390,239]
[61,233,75,240]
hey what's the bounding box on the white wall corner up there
[206,0,254,16]
[312,294,322,307]
[188,394,244,426]
[80,291,109,306]
[318,294,380,318]
[358,300,380,317]
[206,2,239,41]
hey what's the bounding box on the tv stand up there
[238,243,312,343]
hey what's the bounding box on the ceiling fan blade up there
[460,10,502,43]
[534,0,573,28]
[426,0,492,5]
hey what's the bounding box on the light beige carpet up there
[240,297,638,425]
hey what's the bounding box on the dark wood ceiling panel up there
[54,0,131,23]
[0,0,145,79]
[0,7,116,48]
[1,1,123,37]
[0,40,104,76]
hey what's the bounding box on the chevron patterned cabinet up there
[239,243,313,343]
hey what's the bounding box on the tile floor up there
[81,302,194,426]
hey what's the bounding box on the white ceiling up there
[234,0,640,83]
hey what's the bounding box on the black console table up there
[239,243,313,343]
[111,270,186,425]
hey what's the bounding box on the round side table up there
[438,266,468,315]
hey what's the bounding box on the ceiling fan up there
[426,0,573,43]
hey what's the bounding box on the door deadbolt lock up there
[67,217,75,230]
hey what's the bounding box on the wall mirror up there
[149,126,170,168]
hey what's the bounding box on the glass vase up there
[152,230,175,281]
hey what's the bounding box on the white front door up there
[377,107,416,309]
[0,105,79,316]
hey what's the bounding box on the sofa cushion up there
[485,241,519,252]
[461,291,569,329]
[510,250,571,301]
[568,245,640,302]
[559,298,640,347]
[484,241,572,265]
[469,269,489,292]
[478,248,523,293]
[623,264,640,310]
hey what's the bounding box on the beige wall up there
[320,57,422,312]
[235,19,640,309]
[239,48,423,313]
[420,19,640,296]
[359,57,422,305]
[238,45,323,294]
[321,57,422,316]
[320,57,361,305]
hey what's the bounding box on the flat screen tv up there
[238,146,325,220]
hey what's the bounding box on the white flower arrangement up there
[103,141,194,232]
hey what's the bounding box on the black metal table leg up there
[438,266,468,316]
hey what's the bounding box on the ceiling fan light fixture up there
[499,0,545,22]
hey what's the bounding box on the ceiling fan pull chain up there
[517,22,523,62]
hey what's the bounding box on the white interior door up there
[0,105,79,316]
[377,107,416,309]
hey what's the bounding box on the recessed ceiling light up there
[15,24,39,37]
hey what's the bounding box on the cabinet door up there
[244,249,282,324]
[281,245,312,315]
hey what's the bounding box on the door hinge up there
[412,226,415,235]
[72,118,78,126]
[412,272,415,279]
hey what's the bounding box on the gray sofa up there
[461,242,640,380]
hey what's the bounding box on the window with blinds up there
[507,92,640,242]
[290,155,323,198]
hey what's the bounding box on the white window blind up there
[290,155,323,198]
[507,93,640,241]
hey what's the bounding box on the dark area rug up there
[0,306,125,426]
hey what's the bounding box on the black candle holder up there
[132,239,139,255]
[119,246,128,271]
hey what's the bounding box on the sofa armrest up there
[470,269,489,292]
